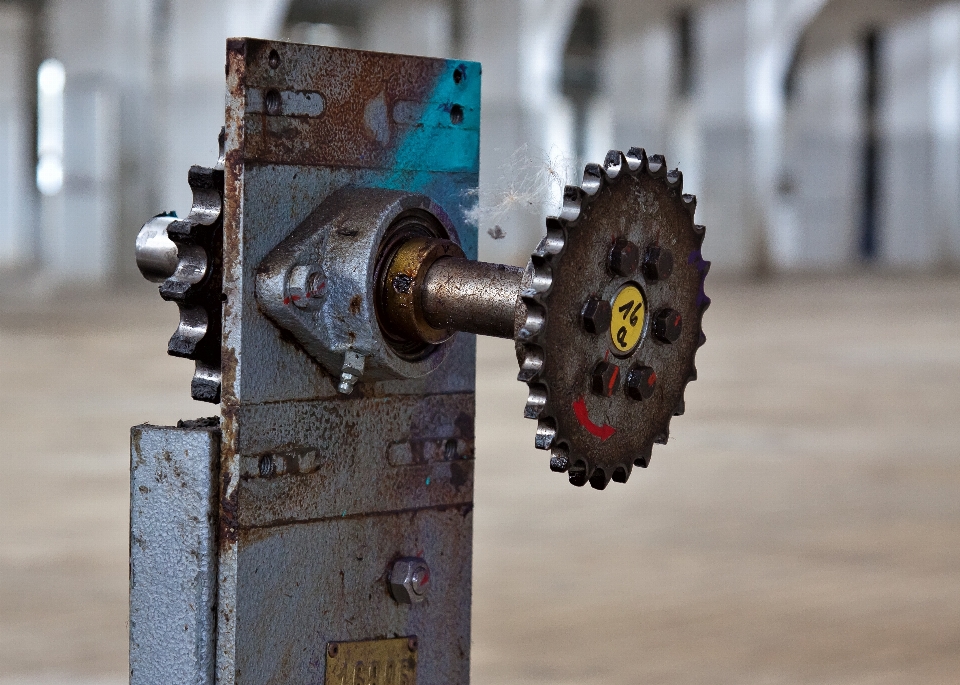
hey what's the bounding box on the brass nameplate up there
[325,637,418,685]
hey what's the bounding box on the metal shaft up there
[421,258,522,339]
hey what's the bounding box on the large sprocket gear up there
[516,148,710,489]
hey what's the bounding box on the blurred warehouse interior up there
[0,0,959,284]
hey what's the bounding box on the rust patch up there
[348,294,363,315]
[219,467,239,547]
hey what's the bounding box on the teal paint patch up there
[379,59,481,258]
[392,60,480,174]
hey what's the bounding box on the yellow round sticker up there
[610,283,646,354]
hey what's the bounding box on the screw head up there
[608,238,640,276]
[591,360,621,397]
[643,247,674,281]
[653,308,682,344]
[625,365,657,401]
[389,557,430,604]
[581,297,612,334]
[327,642,339,658]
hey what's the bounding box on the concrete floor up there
[1,275,959,684]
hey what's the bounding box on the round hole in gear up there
[609,282,647,356]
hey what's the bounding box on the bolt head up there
[591,360,622,397]
[608,238,640,277]
[643,247,674,281]
[389,557,430,604]
[653,308,682,344]
[625,365,657,401]
[287,264,326,309]
[581,297,612,334]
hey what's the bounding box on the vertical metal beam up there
[130,421,220,685]
[217,41,481,684]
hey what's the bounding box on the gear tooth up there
[191,360,221,404]
[517,345,544,382]
[693,223,707,248]
[698,331,707,347]
[673,397,685,416]
[581,163,603,196]
[536,218,565,256]
[528,256,553,295]
[603,150,624,179]
[568,459,588,487]
[666,168,683,192]
[682,193,697,217]
[168,304,209,358]
[589,467,610,490]
[653,430,669,445]
[634,444,653,468]
[611,465,630,483]
[625,147,647,172]
[185,165,224,226]
[549,445,570,472]
[647,154,667,177]
[523,384,548,419]
[535,418,557,450]
[516,300,546,341]
[559,185,584,222]
[216,126,226,171]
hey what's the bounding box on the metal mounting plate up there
[217,40,480,685]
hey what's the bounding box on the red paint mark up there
[607,365,619,394]
[283,294,302,305]
[674,314,682,327]
[648,371,657,387]
[604,349,609,361]
[572,396,616,441]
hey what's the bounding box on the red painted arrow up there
[572,396,616,441]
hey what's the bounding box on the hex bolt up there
[625,365,657,401]
[653,308,682,344]
[642,246,674,281]
[337,349,366,395]
[608,238,640,277]
[287,264,326,309]
[581,297,612,334]
[591,360,621,397]
[389,557,430,604]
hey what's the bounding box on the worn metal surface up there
[516,149,710,489]
[129,421,220,685]
[326,638,418,684]
[217,40,480,685]
[421,258,522,339]
[255,189,462,382]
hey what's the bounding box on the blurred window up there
[36,58,64,196]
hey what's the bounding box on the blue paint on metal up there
[379,59,481,259]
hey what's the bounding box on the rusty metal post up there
[216,41,479,684]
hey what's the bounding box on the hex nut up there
[608,238,640,277]
[591,360,622,397]
[581,297,612,334]
[287,264,326,309]
[642,247,674,281]
[625,365,657,401]
[653,308,682,344]
[389,557,430,604]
